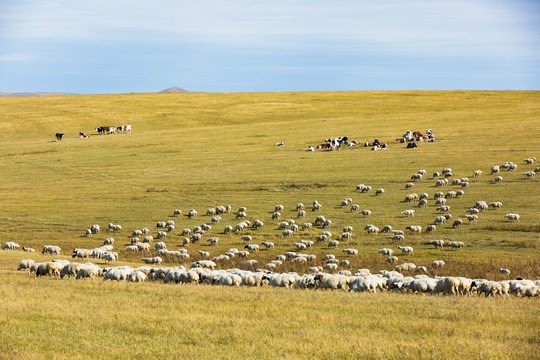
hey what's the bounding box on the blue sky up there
[0,0,539,93]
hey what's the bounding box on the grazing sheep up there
[126,270,147,283]
[433,172,440,178]
[499,268,511,275]
[296,203,304,210]
[297,210,306,218]
[397,246,414,256]
[504,213,520,222]
[339,232,352,241]
[404,193,418,202]
[272,211,281,220]
[312,203,322,211]
[314,215,326,226]
[446,241,464,250]
[340,198,352,207]
[22,247,35,252]
[350,204,360,212]
[524,157,537,164]
[405,225,422,234]
[426,225,436,233]
[493,175,503,183]
[2,241,20,250]
[436,205,450,212]
[431,277,460,295]
[262,242,274,250]
[392,234,405,242]
[210,216,222,224]
[473,170,482,178]
[188,209,198,218]
[411,173,422,181]
[42,245,61,255]
[386,256,398,263]
[342,248,358,256]
[157,231,167,239]
[328,240,339,249]
[464,214,478,224]
[173,209,182,216]
[378,248,393,257]
[244,244,259,252]
[365,225,379,235]
[354,184,365,191]
[488,202,503,209]
[207,237,219,246]
[375,188,384,195]
[302,223,313,231]
[223,225,233,234]
[414,266,427,273]
[359,210,371,217]
[417,199,428,207]
[17,259,35,271]
[322,220,332,228]
[523,171,535,178]
[429,240,445,248]
[198,250,210,258]
[405,182,415,189]
[456,190,465,197]
[91,224,100,234]
[452,219,463,228]
[431,260,445,268]
[252,220,264,229]
[241,235,252,243]
[401,209,415,217]
[141,257,162,265]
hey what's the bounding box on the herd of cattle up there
[278,130,434,152]
[54,125,131,141]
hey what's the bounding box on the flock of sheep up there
[3,157,539,297]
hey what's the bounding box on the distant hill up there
[0,91,73,97]
[159,87,190,93]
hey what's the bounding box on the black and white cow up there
[55,133,64,141]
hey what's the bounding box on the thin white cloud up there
[1,0,538,59]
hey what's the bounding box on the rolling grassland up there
[0,91,539,359]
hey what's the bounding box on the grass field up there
[0,90,539,359]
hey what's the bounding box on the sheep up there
[340,198,352,207]
[236,211,247,219]
[17,259,35,271]
[392,234,405,242]
[328,240,339,248]
[35,261,63,277]
[416,199,427,208]
[141,257,162,265]
[472,170,482,178]
[2,241,20,250]
[241,244,258,252]
[523,171,536,178]
[294,203,304,211]
[464,214,478,224]
[301,222,313,231]
[488,202,503,209]
[342,248,358,256]
[429,240,445,248]
[414,266,427,273]
[378,248,393,257]
[136,242,150,251]
[262,273,297,289]
[124,245,139,252]
[436,205,450,212]
[142,236,154,243]
[173,209,182,217]
[360,210,371,217]
[260,241,274,250]
[466,208,480,215]
[386,256,398,263]
[397,246,414,256]
[41,245,61,255]
[314,215,326,226]
[446,241,464,250]
[103,267,134,281]
[401,209,415,218]
[281,229,294,238]
[431,277,460,295]
[223,225,233,234]
[375,188,384,196]
[456,190,465,197]
[524,157,537,164]
[361,186,372,193]
[126,270,147,283]
[435,197,447,206]
[153,242,167,251]
[430,260,445,268]
[207,237,219,246]
[405,225,422,234]
[404,193,418,202]
[91,224,100,234]
[354,184,365,191]
[308,202,321,212]
[504,213,520,222]
[85,229,92,237]
[499,268,511,275]
[452,219,463,228]
[394,263,416,272]
[188,209,198,218]
[366,225,379,235]
[411,173,422,181]
[322,220,332,229]
[210,216,222,224]
[494,175,503,183]
[323,263,339,272]
[252,220,264,230]
[190,232,202,243]
[156,231,167,239]
[75,266,100,280]
[417,169,427,175]
[433,172,440,178]
[339,232,352,242]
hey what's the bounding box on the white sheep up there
[206,237,219,245]
[523,171,535,178]
[397,246,414,256]
[378,248,393,257]
[401,209,415,218]
[504,213,520,222]
[375,188,384,196]
[494,175,503,183]
[328,240,339,248]
[430,260,445,268]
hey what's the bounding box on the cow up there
[117,125,132,133]
[55,133,64,141]
[96,126,116,134]
[412,131,423,139]
[332,136,349,150]
[316,143,333,150]
[406,142,418,149]
[79,132,89,138]
[426,129,433,136]
[275,141,284,146]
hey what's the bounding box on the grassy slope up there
[0,91,539,359]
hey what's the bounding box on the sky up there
[0,0,539,93]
